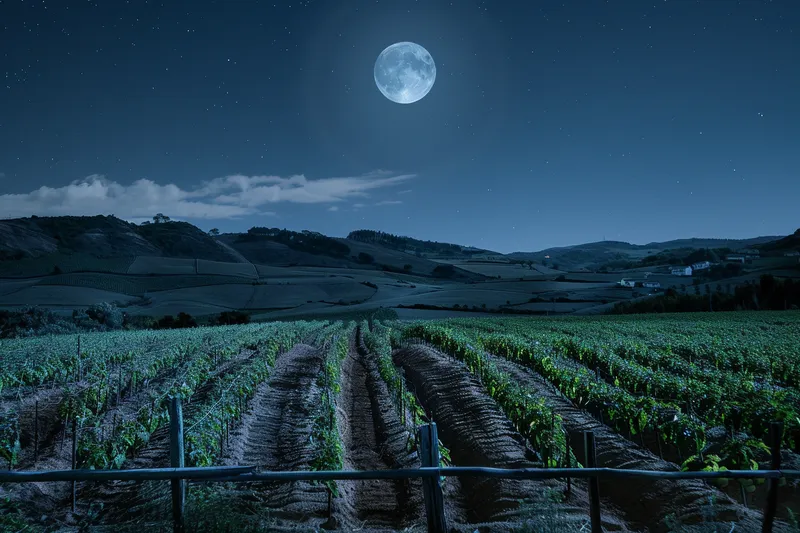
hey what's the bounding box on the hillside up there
[508,235,785,271]
[759,228,800,253]
[0,216,485,282]
[0,215,241,262]
[347,229,496,258]
[1,216,797,323]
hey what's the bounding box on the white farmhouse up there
[643,281,661,289]
[785,251,800,257]
[671,266,693,276]
[726,255,745,263]
[691,261,711,271]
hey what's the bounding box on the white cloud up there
[328,205,339,212]
[352,203,366,209]
[0,171,415,220]
[398,189,412,194]
[375,200,403,206]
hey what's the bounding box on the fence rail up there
[0,398,790,533]
[3,465,800,484]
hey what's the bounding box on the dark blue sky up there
[1,0,798,253]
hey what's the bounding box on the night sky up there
[1,0,798,253]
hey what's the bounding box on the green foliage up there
[347,229,486,256]
[309,324,352,496]
[432,264,456,278]
[395,312,800,469]
[240,227,350,257]
[215,310,251,325]
[154,312,198,329]
[399,323,577,468]
[357,252,375,264]
[184,324,314,466]
[614,274,800,314]
[0,411,21,468]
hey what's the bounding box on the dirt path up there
[393,345,631,532]
[222,343,328,527]
[333,329,424,531]
[484,351,780,533]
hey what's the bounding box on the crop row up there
[397,324,576,469]
[399,321,790,474]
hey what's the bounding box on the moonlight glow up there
[373,42,436,104]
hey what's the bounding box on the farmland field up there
[38,272,255,296]
[0,253,135,278]
[1,312,799,532]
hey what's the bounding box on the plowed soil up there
[483,350,782,533]
[393,345,632,532]
[333,329,424,532]
[0,386,72,518]
[222,343,328,529]
[79,348,260,525]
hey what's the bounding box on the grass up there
[0,253,135,278]
[37,272,254,296]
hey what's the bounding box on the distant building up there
[784,251,800,257]
[691,261,711,271]
[643,281,661,289]
[726,255,746,263]
[619,279,636,288]
[671,266,693,276]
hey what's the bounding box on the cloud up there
[375,200,403,206]
[327,205,339,212]
[0,171,415,220]
[397,189,412,194]
[352,203,366,209]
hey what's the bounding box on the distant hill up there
[347,229,496,258]
[507,236,784,271]
[0,215,240,262]
[758,229,800,253]
[0,214,792,277]
[0,216,484,281]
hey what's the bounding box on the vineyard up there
[0,311,799,532]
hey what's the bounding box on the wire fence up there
[0,401,792,533]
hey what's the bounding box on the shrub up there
[432,264,456,278]
[215,311,250,325]
[357,252,375,264]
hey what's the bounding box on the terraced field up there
[0,312,798,532]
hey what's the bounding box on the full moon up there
[374,42,436,104]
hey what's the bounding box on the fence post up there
[34,401,39,467]
[169,397,186,533]
[762,421,783,533]
[418,423,447,533]
[584,431,602,533]
[71,418,77,513]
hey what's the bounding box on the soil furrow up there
[79,348,260,525]
[223,343,328,526]
[333,329,424,532]
[484,350,782,533]
[394,345,632,532]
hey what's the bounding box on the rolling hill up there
[0,215,796,322]
[508,236,785,271]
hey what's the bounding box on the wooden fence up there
[1,398,796,533]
